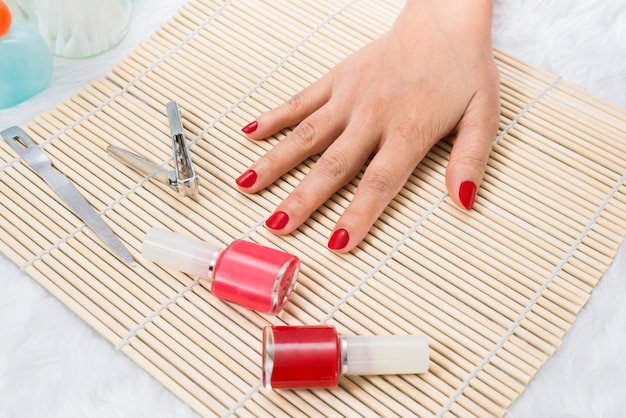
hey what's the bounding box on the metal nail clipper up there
[107,101,199,198]
[1,127,136,266]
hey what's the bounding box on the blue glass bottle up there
[0,2,53,110]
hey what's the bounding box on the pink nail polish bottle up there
[142,228,300,315]
[262,325,430,389]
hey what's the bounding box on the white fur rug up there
[1,0,625,416]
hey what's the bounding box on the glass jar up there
[14,0,132,58]
[1,0,53,109]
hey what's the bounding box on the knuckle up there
[263,149,282,167]
[459,153,489,173]
[316,151,350,180]
[449,142,489,173]
[285,187,313,210]
[287,92,305,113]
[361,165,397,196]
[290,121,317,150]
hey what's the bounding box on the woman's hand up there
[236,0,500,252]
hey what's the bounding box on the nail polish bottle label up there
[263,325,341,389]
[212,240,299,314]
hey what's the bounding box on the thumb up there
[445,93,500,210]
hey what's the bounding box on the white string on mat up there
[18,189,139,272]
[225,73,564,416]
[221,381,263,418]
[113,214,268,351]
[0,2,240,269]
[319,76,563,325]
[114,0,366,354]
[115,276,202,350]
[437,166,626,417]
[1,1,238,271]
[320,192,449,325]
[7,0,620,414]
[0,1,232,174]
[7,0,366,273]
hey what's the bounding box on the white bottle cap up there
[342,335,429,376]
[142,227,222,280]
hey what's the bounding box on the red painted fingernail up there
[266,211,289,230]
[241,121,258,134]
[328,229,350,250]
[459,181,477,210]
[236,170,257,188]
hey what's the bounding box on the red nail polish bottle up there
[142,228,300,315]
[262,325,429,389]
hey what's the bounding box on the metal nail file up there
[1,126,136,266]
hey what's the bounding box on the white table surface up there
[1,1,625,416]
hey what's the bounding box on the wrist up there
[398,0,494,46]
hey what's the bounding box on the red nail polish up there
[266,211,289,230]
[242,121,258,134]
[142,228,300,314]
[459,181,477,210]
[328,229,349,250]
[236,170,257,188]
[262,325,429,389]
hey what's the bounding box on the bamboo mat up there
[1,0,625,416]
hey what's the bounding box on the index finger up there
[242,76,332,140]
